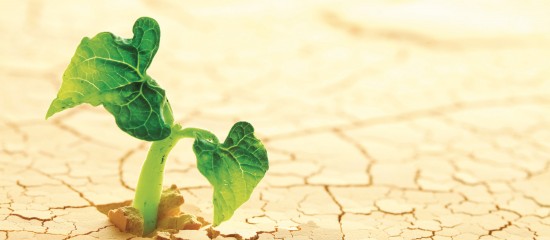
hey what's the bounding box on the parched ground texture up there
[2,0,550,239]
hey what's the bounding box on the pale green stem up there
[132,124,216,235]
[132,130,178,235]
[173,126,219,144]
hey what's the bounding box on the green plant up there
[46,17,269,235]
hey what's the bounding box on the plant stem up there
[132,124,217,235]
[132,128,179,235]
[174,126,219,144]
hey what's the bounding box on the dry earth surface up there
[2,0,550,239]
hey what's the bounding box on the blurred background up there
[1,0,550,239]
[2,0,550,129]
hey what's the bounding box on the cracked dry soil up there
[2,0,550,239]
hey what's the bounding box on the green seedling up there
[46,17,269,235]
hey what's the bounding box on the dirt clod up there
[108,206,144,236]
[158,184,185,220]
[108,185,207,237]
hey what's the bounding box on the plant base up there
[108,185,207,237]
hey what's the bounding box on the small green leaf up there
[46,17,172,141]
[192,122,269,226]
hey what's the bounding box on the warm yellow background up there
[1,0,550,239]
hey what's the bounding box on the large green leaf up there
[46,17,172,141]
[192,122,269,226]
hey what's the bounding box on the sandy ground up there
[2,0,550,239]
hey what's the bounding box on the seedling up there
[46,17,269,235]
